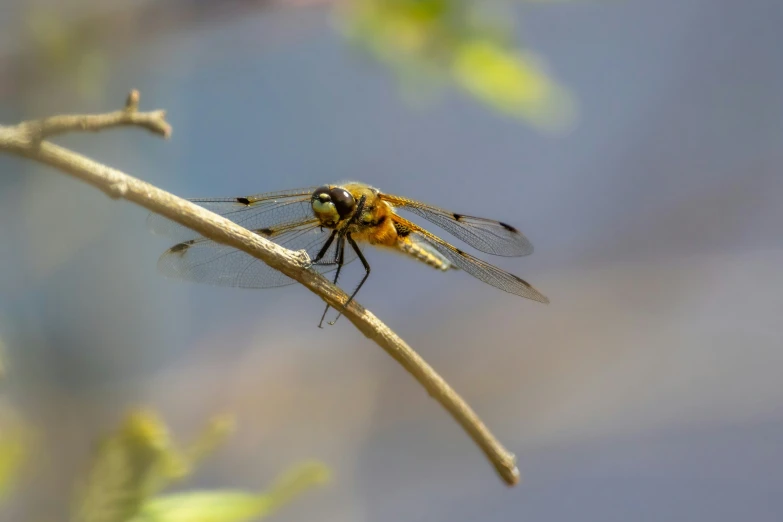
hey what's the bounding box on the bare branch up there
[0,91,520,486]
[10,90,171,142]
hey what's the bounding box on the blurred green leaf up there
[0,427,28,505]
[71,409,171,522]
[134,491,273,522]
[337,0,575,128]
[70,410,325,522]
[131,462,330,522]
[151,413,237,490]
[181,415,236,477]
[453,40,574,129]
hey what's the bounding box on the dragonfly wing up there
[147,188,318,243]
[381,194,533,257]
[393,216,548,303]
[157,221,360,289]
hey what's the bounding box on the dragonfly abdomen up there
[397,237,453,271]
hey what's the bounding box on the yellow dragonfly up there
[148,182,548,326]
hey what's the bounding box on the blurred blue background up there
[1,0,782,520]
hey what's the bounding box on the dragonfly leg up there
[328,233,370,326]
[318,194,366,327]
[311,229,338,265]
[318,234,346,328]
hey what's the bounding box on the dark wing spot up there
[394,221,411,237]
[255,227,274,236]
[499,221,518,233]
[236,197,251,205]
[455,248,465,255]
[512,274,533,288]
[169,240,194,254]
[453,213,464,221]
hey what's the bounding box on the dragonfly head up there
[311,185,356,226]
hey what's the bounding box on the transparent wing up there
[157,221,360,288]
[148,187,359,288]
[393,215,548,303]
[380,193,533,257]
[147,187,319,243]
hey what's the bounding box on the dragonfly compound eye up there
[328,187,356,218]
[311,186,335,219]
[312,186,331,203]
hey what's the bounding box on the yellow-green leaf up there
[453,40,574,129]
[337,0,575,128]
[132,462,330,522]
[71,409,170,522]
[0,428,27,505]
[133,491,272,522]
[183,415,236,474]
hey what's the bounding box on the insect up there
[148,182,548,327]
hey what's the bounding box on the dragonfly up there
[148,181,549,327]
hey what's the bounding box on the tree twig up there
[21,91,172,141]
[0,90,520,486]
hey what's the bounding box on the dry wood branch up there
[0,91,520,486]
[15,90,172,142]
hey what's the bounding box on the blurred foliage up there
[338,0,575,129]
[0,333,27,507]
[132,462,330,522]
[72,410,172,522]
[0,408,327,521]
[69,409,329,522]
[12,1,572,127]
[0,424,28,506]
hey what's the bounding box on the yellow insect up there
[148,182,548,327]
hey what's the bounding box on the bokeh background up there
[1,0,783,520]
